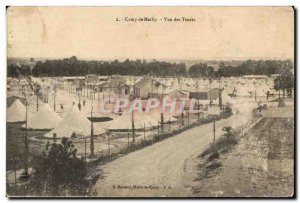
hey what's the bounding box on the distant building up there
[107,75,126,86]
[189,88,220,100]
[85,74,100,87]
[167,89,188,100]
[117,84,131,95]
[242,75,268,79]
[133,77,166,99]
[77,79,86,87]
[98,75,127,94]
[99,76,109,82]
[63,76,85,82]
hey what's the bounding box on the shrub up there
[9,137,99,197]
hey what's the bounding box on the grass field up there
[6,123,49,171]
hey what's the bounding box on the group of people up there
[71,99,86,111]
[58,98,89,112]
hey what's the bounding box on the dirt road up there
[94,102,257,197]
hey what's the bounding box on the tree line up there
[189,59,293,77]
[216,59,293,77]
[31,56,186,77]
[7,64,31,77]
[9,56,293,78]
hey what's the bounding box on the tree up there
[274,69,294,98]
[222,126,234,139]
[7,64,30,77]
[188,63,214,77]
[25,138,98,196]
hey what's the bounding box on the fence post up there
[213,117,216,148]
[108,131,110,157]
[127,128,129,147]
[144,124,146,141]
[158,121,160,136]
[13,154,17,186]
[84,137,87,163]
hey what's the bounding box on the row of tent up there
[6,99,105,138]
[7,99,178,138]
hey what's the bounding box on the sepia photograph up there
[5,6,295,198]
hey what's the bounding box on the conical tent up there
[23,103,62,130]
[235,85,249,97]
[108,110,140,130]
[7,99,26,123]
[45,107,105,138]
[221,90,234,105]
[135,111,158,128]
[148,106,177,123]
[107,109,159,131]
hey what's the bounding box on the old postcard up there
[6,6,294,198]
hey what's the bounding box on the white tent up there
[148,107,177,123]
[7,99,26,123]
[221,90,234,105]
[23,104,62,130]
[135,111,158,128]
[45,107,105,138]
[108,110,159,130]
[108,111,139,130]
[235,85,250,97]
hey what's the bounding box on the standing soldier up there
[78,102,81,111]
[83,99,86,107]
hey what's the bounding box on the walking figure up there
[266,91,270,100]
[78,102,81,111]
[83,99,86,107]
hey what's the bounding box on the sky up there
[7,7,294,60]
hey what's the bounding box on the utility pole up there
[108,84,111,104]
[213,117,216,148]
[160,112,164,134]
[197,80,200,121]
[197,99,200,121]
[131,109,135,144]
[53,133,57,143]
[209,78,212,107]
[23,93,28,129]
[53,86,56,111]
[36,89,39,112]
[219,77,223,110]
[107,131,111,157]
[84,137,87,163]
[144,123,146,141]
[161,84,164,133]
[158,121,160,135]
[90,98,95,157]
[127,128,130,147]
[24,133,29,175]
[13,154,17,186]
